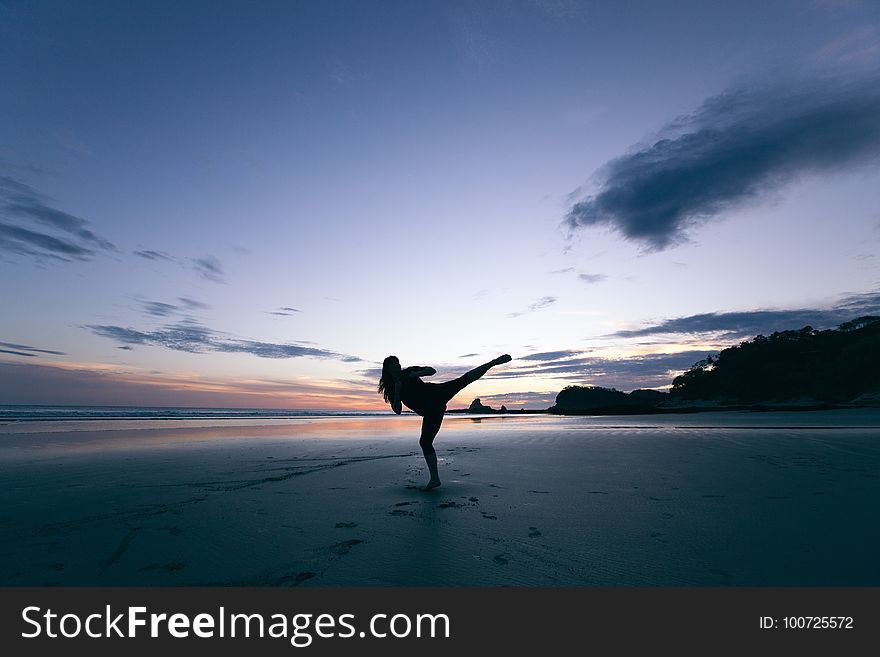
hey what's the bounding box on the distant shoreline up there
[448,401,880,416]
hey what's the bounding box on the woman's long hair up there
[378,355,400,403]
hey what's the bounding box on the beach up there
[1,409,879,587]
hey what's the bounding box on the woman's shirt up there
[398,366,439,416]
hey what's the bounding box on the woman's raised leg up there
[463,354,512,383]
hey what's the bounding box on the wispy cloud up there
[134,296,211,318]
[192,255,226,283]
[0,175,116,262]
[578,273,607,284]
[179,297,210,311]
[86,319,361,362]
[0,341,66,358]
[0,360,377,409]
[519,350,581,361]
[140,301,180,318]
[611,290,880,339]
[269,306,302,317]
[566,73,880,250]
[133,249,175,262]
[473,391,561,409]
[496,350,713,391]
[508,296,557,318]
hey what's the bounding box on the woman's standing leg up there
[419,412,444,490]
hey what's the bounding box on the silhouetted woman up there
[378,354,512,490]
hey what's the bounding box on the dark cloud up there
[566,74,880,250]
[0,341,65,357]
[133,249,175,262]
[0,223,95,260]
[193,255,226,283]
[611,290,880,339]
[86,320,360,362]
[0,348,36,357]
[459,353,479,358]
[578,273,607,284]
[0,175,116,261]
[508,296,556,318]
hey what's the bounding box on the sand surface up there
[1,410,879,586]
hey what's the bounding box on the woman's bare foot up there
[422,478,441,491]
[492,354,512,366]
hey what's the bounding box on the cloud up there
[0,175,116,262]
[269,306,302,317]
[508,296,557,318]
[578,273,607,284]
[86,319,361,362]
[193,255,226,283]
[133,249,175,262]
[565,73,880,250]
[0,341,65,357]
[496,350,714,391]
[611,290,880,339]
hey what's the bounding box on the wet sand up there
[1,410,879,586]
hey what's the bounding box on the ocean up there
[0,405,391,422]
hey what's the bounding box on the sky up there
[2,0,879,410]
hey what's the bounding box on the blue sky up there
[2,0,879,408]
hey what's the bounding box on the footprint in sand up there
[138,562,186,573]
[437,500,462,509]
[323,539,363,556]
[528,527,542,538]
[481,512,497,520]
[274,571,316,586]
[493,554,509,565]
[390,509,415,517]
[334,522,357,528]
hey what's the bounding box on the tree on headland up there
[550,385,666,413]
[670,316,880,404]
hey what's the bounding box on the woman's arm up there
[410,366,436,377]
[391,380,403,415]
